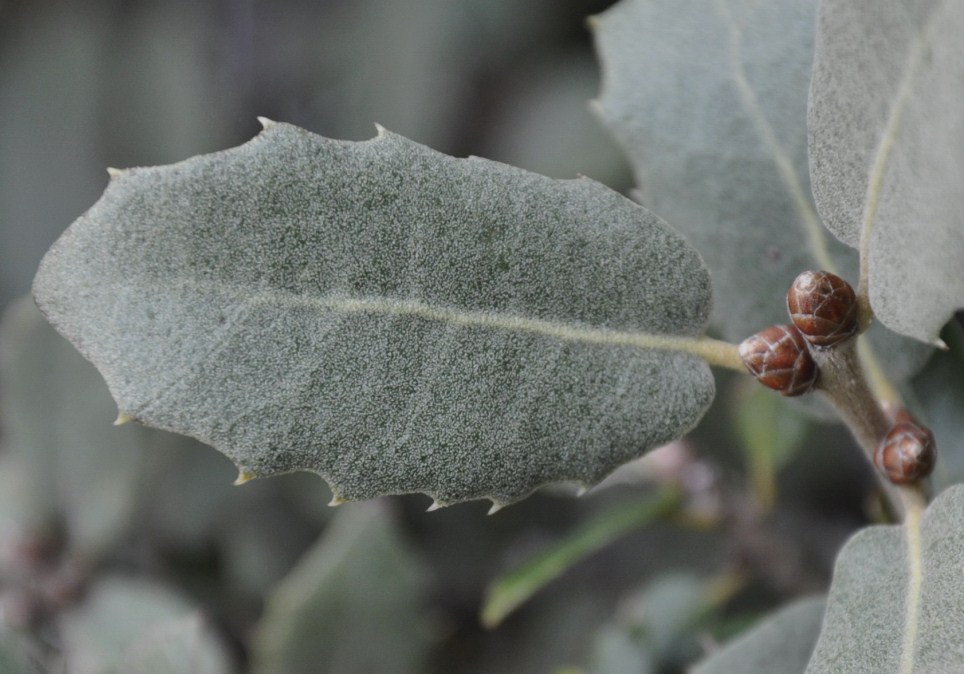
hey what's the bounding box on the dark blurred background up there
[0,0,630,313]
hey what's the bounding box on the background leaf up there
[585,572,738,673]
[911,321,964,490]
[732,378,810,509]
[481,488,679,627]
[58,577,216,674]
[0,298,150,559]
[0,627,44,674]
[117,615,232,674]
[592,0,931,380]
[808,0,964,343]
[593,0,822,341]
[33,122,716,507]
[805,485,964,672]
[691,596,824,674]
[250,502,435,674]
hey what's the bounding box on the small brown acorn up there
[739,324,818,396]
[786,270,858,348]
[874,419,936,485]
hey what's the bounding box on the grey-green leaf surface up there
[805,484,964,673]
[691,597,825,674]
[592,0,931,382]
[593,0,825,342]
[250,502,435,674]
[33,121,716,506]
[808,0,964,343]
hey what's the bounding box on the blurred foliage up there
[0,0,959,672]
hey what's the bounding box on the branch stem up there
[814,339,927,520]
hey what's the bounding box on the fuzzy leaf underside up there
[594,0,820,344]
[593,0,931,380]
[692,597,825,674]
[805,485,964,673]
[808,0,964,343]
[33,122,714,507]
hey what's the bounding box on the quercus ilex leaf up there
[692,597,825,674]
[805,485,964,673]
[592,0,932,382]
[33,121,725,508]
[593,0,826,343]
[808,0,964,343]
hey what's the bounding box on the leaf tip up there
[373,123,389,138]
[112,411,134,426]
[328,494,348,507]
[426,499,446,512]
[487,500,505,516]
[575,485,589,498]
[233,470,255,486]
[256,116,277,130]
[933,337,949,351]
[106,167,123,178]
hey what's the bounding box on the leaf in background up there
[593,0,822,341]
[691,596,825,674]
[250,502,435,674]
[33,122,719,507]
[586,625,655,674]
[592,0,931,381]
[808,0,964,343]
[733,378,809,509]
[805,484,964,672]
[481,488,680,627]
[117,615,232,674]
[586,572,739,672]
[58,577,209,674]
[0,298,150,559]
[911,321,964,490]
[0,628,44,674]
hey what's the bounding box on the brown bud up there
[786,270,858,348]
[739,324,818,396]
[874,420,936,485]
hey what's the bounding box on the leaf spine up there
[233,470,254,486]
[113,411,134,426]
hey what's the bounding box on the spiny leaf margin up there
[33,121,716,508]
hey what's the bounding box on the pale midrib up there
[899,506,924,674]
[717,0,837,274]
[858,5,941,303]
[239,290,744,371]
